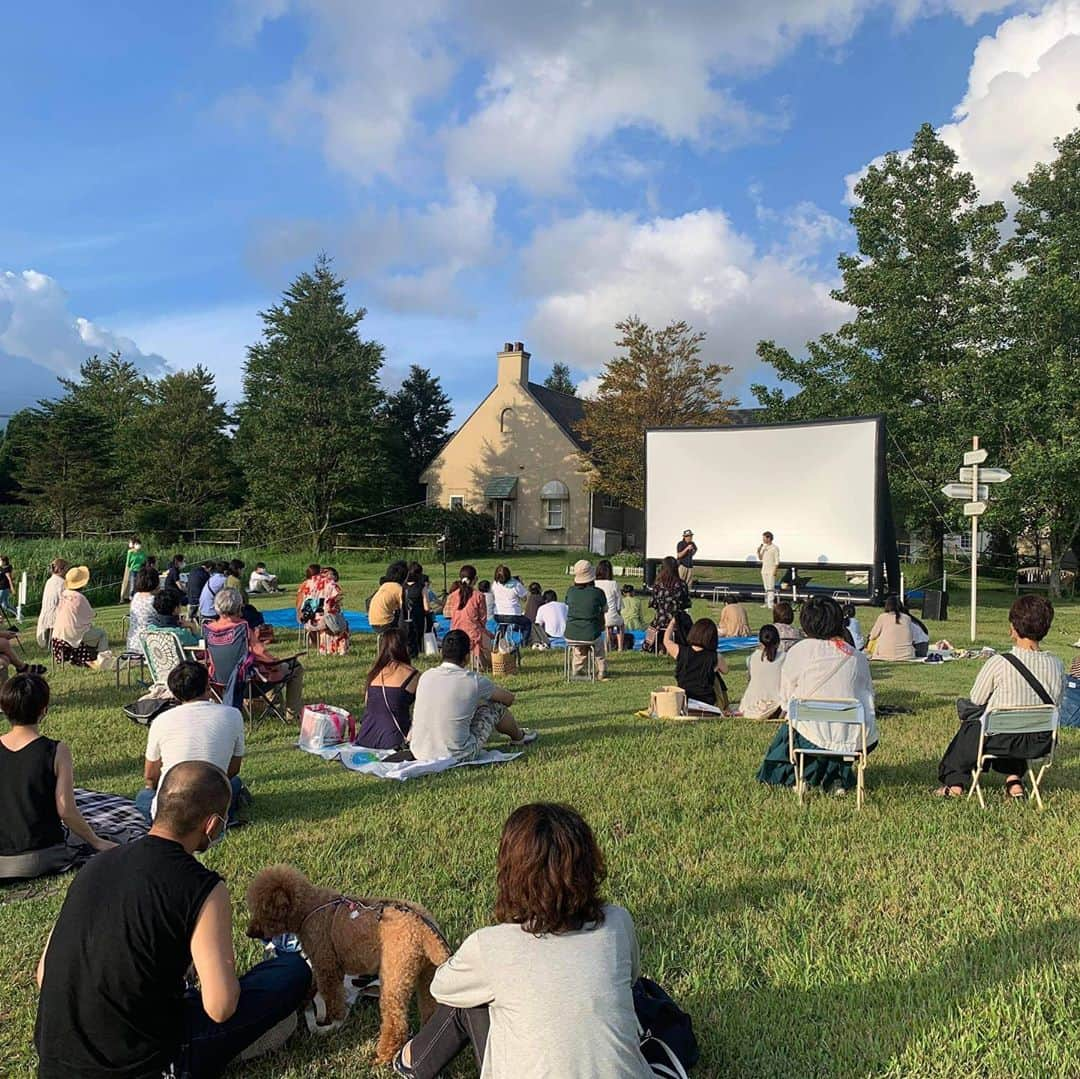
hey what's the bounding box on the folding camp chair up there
[968,705,1059,810]
[204,620,300,727]
[564,640,597,682]
[787,698,869,809]
[142,630,188,692]
[492,618,527,669]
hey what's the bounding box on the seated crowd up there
[4,545,1078,1076]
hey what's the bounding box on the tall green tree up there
[543,361,577,396]
[64,353,150,517]
[384,365,453,502]
[753,124,1009,579]
[991,121,1080,592]
[577,317,735,508]
[10,395,112,538]
[120,367,236,534]
[235,256,386,551]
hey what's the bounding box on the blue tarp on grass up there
[261,607,757,653]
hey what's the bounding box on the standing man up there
[35,761,311,1078]
[757,531,780,608]
[676,529,698,590]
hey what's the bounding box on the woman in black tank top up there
[662,616,729,708]
[0,673,114,879]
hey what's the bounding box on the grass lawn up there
[3,552,1080,1078]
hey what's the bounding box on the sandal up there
[933,785,964,799]
[1004,779,1026,801]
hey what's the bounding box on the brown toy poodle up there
[246,864,451,1064]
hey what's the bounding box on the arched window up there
[541,479,569,530]
[499,407,514,434]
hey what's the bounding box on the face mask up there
[204,814,227,850]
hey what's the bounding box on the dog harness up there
[300,895,450,951]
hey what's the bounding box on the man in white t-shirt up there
[532,591,568,648]
[135,661,246,823]
[410,631,537,762]
[248,563,279,593]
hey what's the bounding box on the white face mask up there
[204,814,228,850]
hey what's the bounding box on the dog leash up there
[300,895,450,952]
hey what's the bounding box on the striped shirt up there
[969,647,1064,709]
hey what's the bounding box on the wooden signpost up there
[940,437,1011,642]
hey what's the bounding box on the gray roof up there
[483,475,519,500]
[527,382,589,450]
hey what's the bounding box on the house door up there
[493,500,517,550]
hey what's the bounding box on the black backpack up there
[634,977,699,1076]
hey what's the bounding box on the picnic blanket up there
[67,790,148,862]
[298,740,522,780]
[261,607,758,653]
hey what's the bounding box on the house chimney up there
[497,340,530,387]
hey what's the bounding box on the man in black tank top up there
[35,761,311,1078]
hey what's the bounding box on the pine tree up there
[543,362,577,396]
[385,366,453,502]
[235,256,386,551]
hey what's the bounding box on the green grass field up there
[3,553,1080,1078]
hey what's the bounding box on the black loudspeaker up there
[922,589,948,621]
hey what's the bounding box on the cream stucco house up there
[421,342,643,552]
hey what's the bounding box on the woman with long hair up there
[449,564,492,670]
[662,616,728,707]
[647,555,690,640]
[126,566,161,653]
[866,594,916,661]
[403,561,430,658]
[355,629,419,750]
[394,803,653,1078]
[594,559,625,651]
[740,623,786,719]
[492,564,531,645]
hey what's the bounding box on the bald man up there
[35,761,311,1078]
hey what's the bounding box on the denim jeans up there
[136,776,245,825]
[173,952,311,1078]
[402,1003,490,1078]
[1061,679,1080,729]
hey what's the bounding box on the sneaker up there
[832,786,848,798]
[239,1010,298,1061]
[509,729,539,746]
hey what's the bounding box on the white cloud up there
[520,206,847,398]
[247,185,498,315]
[2,269,167,388]
[115,302,264,406]
[846,1,1080,205]
[231,0,1023,191]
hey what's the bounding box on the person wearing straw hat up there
[51,567,109,655]
[565,560,609,681]
[675,530,697,589]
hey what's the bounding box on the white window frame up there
[544,498,566,530]
[449,495,465,510]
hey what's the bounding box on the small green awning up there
[484,476,518,500]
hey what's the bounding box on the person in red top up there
[448,564,493,671]
[207,588,306,721]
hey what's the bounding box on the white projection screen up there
[645,418,882,567]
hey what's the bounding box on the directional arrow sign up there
[964,448,988,466]
[964,501,987,516]
[943,483,989,500]
[958,466,1011,484]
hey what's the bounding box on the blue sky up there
[4,0,1079,421]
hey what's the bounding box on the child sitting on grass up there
[621,585,647,631]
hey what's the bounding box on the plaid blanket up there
[69,789,149,851]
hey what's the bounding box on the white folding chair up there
[787,698,868,808]
[564,640,597,682]
[968,705,1059,810]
